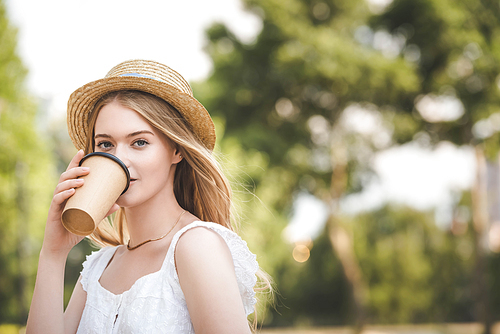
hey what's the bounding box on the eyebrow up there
[94,130,155,139]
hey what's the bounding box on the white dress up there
[76,221,258,334]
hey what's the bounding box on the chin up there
[115,195,136,208]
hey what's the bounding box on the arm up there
[175,227,252,334]
[27,253,87,334]
[27,248,70,334]
[26,150,115,334]
[63,276,87,333]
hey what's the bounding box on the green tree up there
[373,1,500,331]
[0,0,56,324]
[196,0,500,329]
[196,0,420,327]
[351,205,475,324]
[261,204,476,326]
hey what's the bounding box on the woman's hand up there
[27,150,94,334]
[42,150,89,256]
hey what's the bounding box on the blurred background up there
[3,0,500,333]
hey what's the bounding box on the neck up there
[124,190,184,247]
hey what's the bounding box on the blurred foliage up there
[256,203,478,327]
[351,205,475,324]
[4,0,500,329]
[0,0,56,325]
[372,0,500,155]
[0,324,23,334]
[265,229,353,327]
[194,0,500,328]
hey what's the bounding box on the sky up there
[5,0,477,241]
[5,0,262,117]
[284,141,475,242]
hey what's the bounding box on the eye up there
[133,139,149,147]
[96,141,113,150]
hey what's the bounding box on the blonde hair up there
[84,90,233,246]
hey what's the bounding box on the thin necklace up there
[127,210,186,251]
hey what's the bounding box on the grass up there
[260,323,497,334]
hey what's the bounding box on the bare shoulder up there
[174,225,235,291]
[175,226,230,262]
[174,226,251,333]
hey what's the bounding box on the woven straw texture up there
[67,60,216,151]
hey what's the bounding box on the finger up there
[59,166,90,183]
[52,188,76,206]
[65,149,86,172]
[54,178,84,195]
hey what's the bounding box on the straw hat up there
[67,59,216,151]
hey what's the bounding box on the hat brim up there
[67,76,216,151]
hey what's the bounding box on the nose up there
[113,146,131,169]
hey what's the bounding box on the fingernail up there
[81,167,90,171]
[76,179,84,183]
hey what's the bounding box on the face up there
[93,100,182,208]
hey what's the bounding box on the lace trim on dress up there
[80,247,114,292]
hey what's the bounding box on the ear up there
[172,147,183,164]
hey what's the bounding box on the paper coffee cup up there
[61,152,130,236]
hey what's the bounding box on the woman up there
[26,60,264,333]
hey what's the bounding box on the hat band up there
[119,73,165,83]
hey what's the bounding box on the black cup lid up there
[79,152,131,194]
